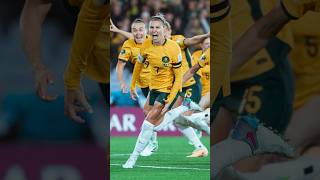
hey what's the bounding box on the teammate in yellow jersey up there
[174,37,211,137]
[192,37,210,97]
[176,48,211,136]
[20,0,108,123]
[116,19,150,98]
[184,46,211,110]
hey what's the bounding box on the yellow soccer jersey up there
[212,0,232,103]
[198,49,209,66]
[171,35,196,88]
[118,36,151,88]
[64,0,108,90]
[281,0,320,19]
[201,65,210,96]
[134,39,183,104]
[192,50,203,76]
[230,0,294,82]
[193,50,210,96]
[289,12,320,109]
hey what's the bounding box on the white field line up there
[110,153,192,157]
[110,163,210,171]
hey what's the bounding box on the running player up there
[111,15,210,157]
[122,15,183,168]
[114,19,160,157]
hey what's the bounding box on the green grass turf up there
[110,136,210,180]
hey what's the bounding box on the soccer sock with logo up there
[131,120,155,158]
[150,131,158,143]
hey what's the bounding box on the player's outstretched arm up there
[130,61,143,101]
[165,50,183,105]
[184,33,210,47]
[231,4,290,74]
[182,63,201,85]
[162,59,183,114]
[110,19,133,39]
[20,0,58,101]
[116,60,128,93]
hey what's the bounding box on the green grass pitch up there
[110,136,210,180]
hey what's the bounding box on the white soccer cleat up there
[122,156,137,169]
[254,125,295,157]
[140,141,158,157]
[231,115,295,158]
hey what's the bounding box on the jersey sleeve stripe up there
[172,61,182,68]
[211,0,229,12]
[211,0,231,23]
[280,1,299,20]
[198,62,204,68]
[118,59,128,63]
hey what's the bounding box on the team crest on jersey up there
[120,49,126,55]
[162,56,170,67]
